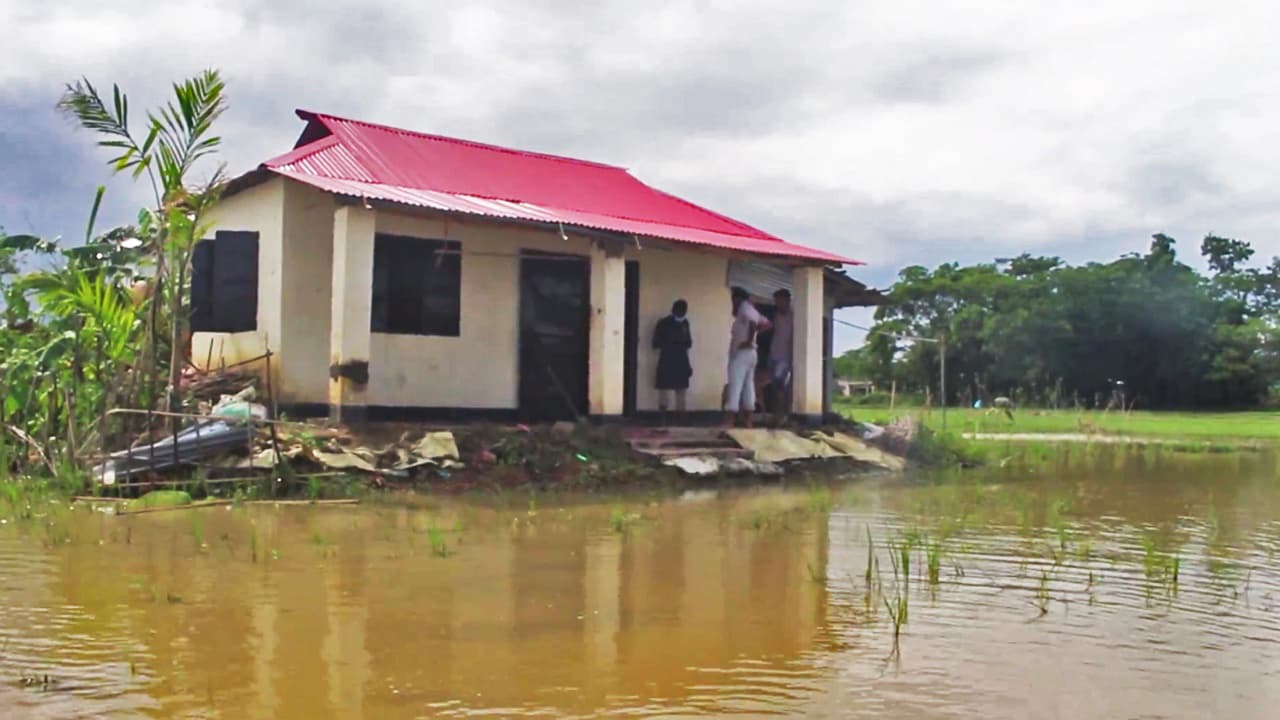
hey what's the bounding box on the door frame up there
[622,260,640,416]
[516,251,591,421]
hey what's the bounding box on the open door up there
[623,261,640,416]
[519,253,590,421]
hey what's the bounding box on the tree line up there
[838,234,1280,409]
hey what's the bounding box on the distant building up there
[836,380,876,397]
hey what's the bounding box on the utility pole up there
[940,334,948,433]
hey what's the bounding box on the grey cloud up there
[872,48,1008,104]
[0,98,148,240]
[1126,159,1222,208]
[4,0,1280,324]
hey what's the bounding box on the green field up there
[837,401,1280,443]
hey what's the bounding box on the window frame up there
[190,230,259,334]
[370,233,462,338]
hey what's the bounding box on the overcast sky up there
[3,0,1278,349]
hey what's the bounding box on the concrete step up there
[632,446,754,459]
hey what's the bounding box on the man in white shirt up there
[768,288,794,418]
[723,286,771,428]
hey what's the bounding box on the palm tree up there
[58,70,228,416]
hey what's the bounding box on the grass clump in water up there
[910,427,986,468]
[135,490,192,509]
[1140,533,1181,597]
[883,538,910,649]
[427,524,451,558]
[806,484,834,513]
[1034,569,1051,616]
[806,561,827,584]
[924,537,944,586]
[609,505,642,534]
[190,514,204,550]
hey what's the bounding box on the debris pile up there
[634,425,911,478]
[92,388,264,485]
[91,386,462,489]
[864,416,919,458]
[237,427,462,478]
[88,366,912,492]
[180,363,259,405]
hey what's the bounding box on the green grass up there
[806,484,834,513]
[191,515,205,550]
[427,524,451,557]
[1034,569,1051,616]
[924,537,943,585]
[840,402,1280,443]
[609,505,642,533]
[133,490,193,509]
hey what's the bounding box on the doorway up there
[518,253,590,421]
[623,261,640,416]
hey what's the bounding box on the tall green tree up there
[866,234,1279,409]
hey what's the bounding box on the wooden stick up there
[115,499,235,516]
[243,499,360,506]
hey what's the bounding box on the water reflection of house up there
[193,110,881,424]
[43,495,828,716]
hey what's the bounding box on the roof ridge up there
[297,109,626,171]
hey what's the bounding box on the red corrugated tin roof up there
[258,110,858,265]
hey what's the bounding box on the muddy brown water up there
[3,448,1280,718]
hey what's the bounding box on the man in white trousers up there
[723,286,771,428]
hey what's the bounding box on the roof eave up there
[220,166,276,200]
[826,269,886,307]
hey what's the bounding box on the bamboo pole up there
[115,499,235,516]
[940,334,948,433]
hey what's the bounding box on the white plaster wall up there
[626,248,733,411]
[195,184,808,414]
[367,211,593,409]
[369,211,753,412]
[192,177,336,404]
[278,182,335,403]
[191,177,284,381]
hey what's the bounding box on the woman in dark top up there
[652,299,693,413]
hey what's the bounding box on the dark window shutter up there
[211,230,259,333]
[371,237,394,333]
[370,234,461,337]
[190,239,215,332]
[422,242,461,335]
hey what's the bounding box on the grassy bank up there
[839,401,1280,444]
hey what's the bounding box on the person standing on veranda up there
[768,288,794,420]
[652,299,693,419]
[724,287,770,428]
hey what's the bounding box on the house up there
[837,380,876,397]
[192,110,878,424]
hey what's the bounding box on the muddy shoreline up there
[75,420,914,502]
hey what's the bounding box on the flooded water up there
[3,447,1280,718]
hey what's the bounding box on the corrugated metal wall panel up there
[726,259,794,300]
